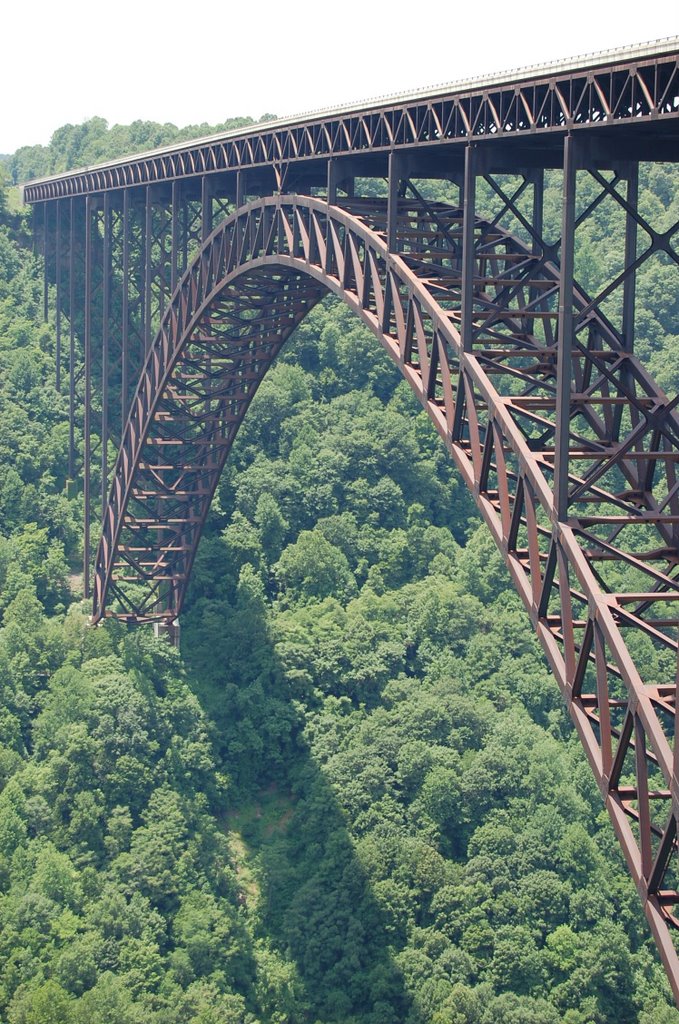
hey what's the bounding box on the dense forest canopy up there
[0,118,678,1022]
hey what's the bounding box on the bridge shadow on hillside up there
[180,586,422,1024]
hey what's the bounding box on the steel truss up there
[86,178,679,995]
[21,42,679,204]
[36,184,238,593]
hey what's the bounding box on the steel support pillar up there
[236,171,247,208]
[529,169,545,309]
[327,160,338,206]
[201,175,213,240]
[387,152,404,252]
[102,193,112,517]
[531,168,544,257]
[32,203,40,259]
[122,189,131,425]
[67,198,77,481]
[181,196,190,269]
[42,202,49,324]
[171,181,180,292]
[622,163,639,352]
[144,186,153,352]
[554,133,578,521]
[55,202,62,392]
[83,196,93,597]
[461,143,477,354]
[327,160,354,204]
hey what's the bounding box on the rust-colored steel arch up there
[94,194,679,994]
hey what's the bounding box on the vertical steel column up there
[102,193,112,516]
[144,186,153,352]
[122,189,130,425]
[42,202,49,323]
[83,196,93,597]
[236,171,247,209]
[55,202,62,392]
[201,175,214,484]
[327,160,338,206]
[201,175,213,241]
[32,203,40,258]
[387,153,404,252]
[171,181,180,292]
[181,195,189,271]
[532,168,544,256]
[461,144,477,354]
[68,198,76,480]
[622,163,639,352]
[554,133,578,521]
[158,194,170,321]
[530,168,545,309]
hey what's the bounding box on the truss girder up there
[22,44,679,204]
[92,193,679,994]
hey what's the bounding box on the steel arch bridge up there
[24,38,679,1000]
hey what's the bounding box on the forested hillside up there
[0,122,678,1022]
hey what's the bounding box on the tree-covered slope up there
[0,136,678,1023]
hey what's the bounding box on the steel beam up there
[531,168,544,258]
[55,202,62,392]
[67,198,77,481]
[171,181,180,292]
[144,186,153,352]
[327,160,338,206]
[102,193,112,517]
[461,143,477,354]
[42,202,49,323]
[201,175,213,240]
[83,196,93,598]
[122,188,131,424]
[623,163,639,352]
[387,152,404,252]
[554,134,577,521]
[236,171,246,208]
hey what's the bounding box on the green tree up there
[274,529,357,603]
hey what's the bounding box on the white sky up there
[2,0,678,155]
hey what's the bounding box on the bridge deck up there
[21,36,679,204]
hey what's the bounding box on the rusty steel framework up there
[21,39,679,204]
[26,39,679,1002]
